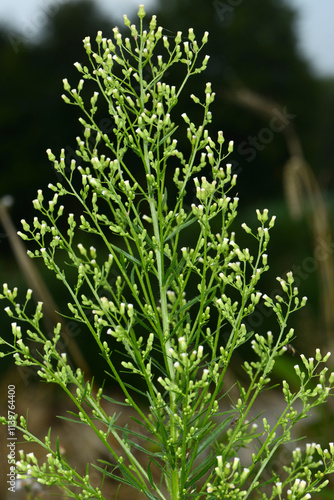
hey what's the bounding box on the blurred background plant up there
[0,1,334,498]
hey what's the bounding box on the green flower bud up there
[241,222,252,234]
[130,24,138,38]
[137,4,146,19]
[46,148,56,161]
[115,32,122,46]
[61,94,71,104]
[202,369,209,382]
[174,31,182,44]
[77,79,84,92]
[96,31,103,44]
[286,271,294,284]
[37,189,44,203]
[74,61,83,72]
[269,215,276,228]
[217,130,224,144]
[90,91,99,108]
[123,14,131,27]
[20,219,30,231]
[201,54,210,70]
[188,28,195,42]
[149,15,157,31]
[202,31,209,44]
[275,482,283,495]
[62,78,71,91]
[5,306,13,317]
[163,35,169,50]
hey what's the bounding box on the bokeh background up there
[0,0,334,498]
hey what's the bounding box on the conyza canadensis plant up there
[1,5,334,500]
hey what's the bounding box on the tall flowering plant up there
[1,5,334,499]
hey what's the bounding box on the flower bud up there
[62,78,71,91]
[137,4,146,19]
[74,61,83,72]
[188,28,195,42]
[95,30,103,43]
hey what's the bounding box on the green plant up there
[1,5,334,499]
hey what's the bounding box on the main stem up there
[145,145,179,497]
[137,26,179,497]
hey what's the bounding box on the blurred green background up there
[0,0,334,497]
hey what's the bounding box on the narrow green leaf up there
[197,415,234,455]
[157,125,179,147]
[57,415,84,424]
[102,394,132,406]
[111,244,142,266]
[185,452,217,489]
[164,216,198,242]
